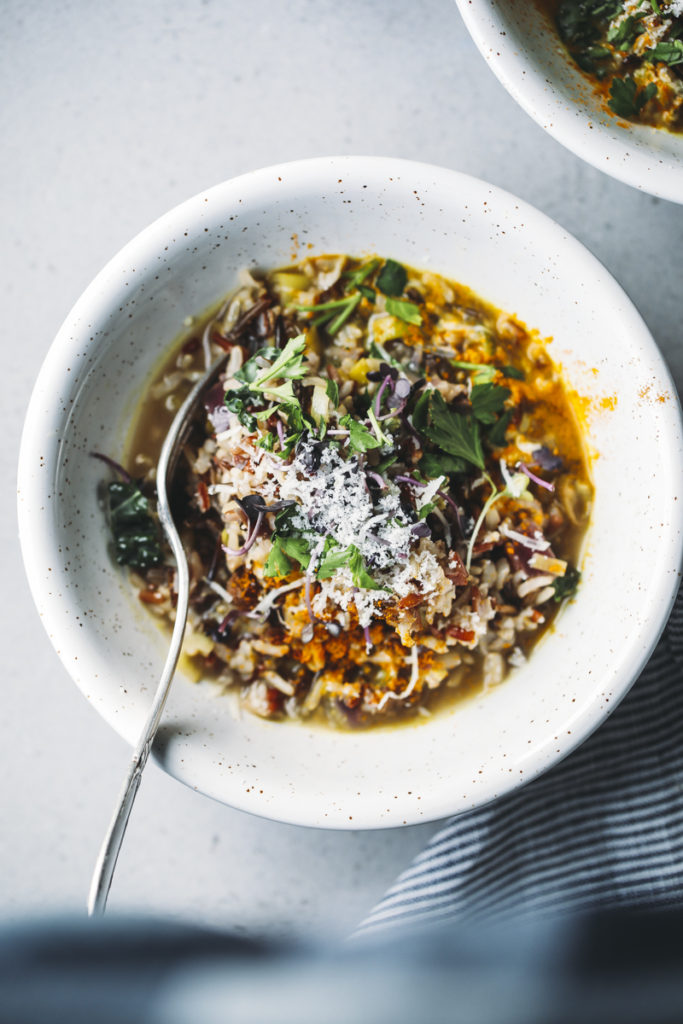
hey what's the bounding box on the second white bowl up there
[455,0,683,203]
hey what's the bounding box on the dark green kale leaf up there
[552,565,581,602]
[376,259,408,297]
[108,480,163,570]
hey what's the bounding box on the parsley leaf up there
[608,76,657,118]
[234,346,280,384]
[348,546,384,589]
[470,382,511,425]
[486,408,514,449]
[250,334,307,391]
[645,40,683,66]
[339,414,382,452]
[376,259,408,297]
[607,14,643,52]
[223,386,260,431]
[278,535,311,570]
[385,297,422,326]
[325,378,339,405]
[317,542,352,579]
[258,432,276,451]
[316,542,384,590]
[108,481,163,570]
[414,388,484,471]
[263,536,293,578]
[419,451,468,477]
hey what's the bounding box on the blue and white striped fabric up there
[356,588,683,937]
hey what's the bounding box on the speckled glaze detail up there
[454,0,683,204]
[17,156,683,829]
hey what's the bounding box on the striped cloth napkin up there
[356,587,683,937]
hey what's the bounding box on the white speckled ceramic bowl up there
[455,0,683,203]
[18,156,683,828]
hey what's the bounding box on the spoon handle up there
[87,352,230,916]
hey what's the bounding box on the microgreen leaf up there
[339,414,382,452]
[376,259,408,297]
[385,297,422,326]
[325,378,339,405]
[418,502,436,520]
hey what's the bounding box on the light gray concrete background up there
[2,0,682,938]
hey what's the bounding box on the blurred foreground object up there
[2,909,683,1024]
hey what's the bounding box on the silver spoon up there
[87,350,231,916]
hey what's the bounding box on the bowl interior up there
[456,0,683,203]
[19,157,683,828]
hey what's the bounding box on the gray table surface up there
[2,0,682,939]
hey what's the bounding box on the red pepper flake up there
[447,625,476,644]
[197,479,210,513]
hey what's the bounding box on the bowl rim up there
[454,0,683,204]
[17,155,683,828]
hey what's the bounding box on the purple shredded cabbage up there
[532,446,563,472]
